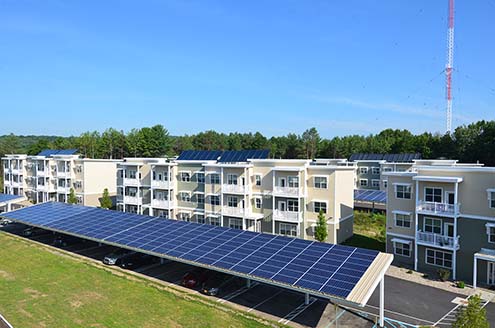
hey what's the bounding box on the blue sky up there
[1,0,494,138]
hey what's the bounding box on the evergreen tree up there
[100,188,113,209]
[314,209,328,242]
[68,188,78,204]
[453,294,489,328]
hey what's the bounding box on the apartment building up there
[350,153,421,190]
[385,160,495,288]
[2,150,120,207]
[117,150,355,243]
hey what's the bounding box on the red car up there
[181,269,209,288]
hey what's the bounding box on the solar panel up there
[2,202,380,302]
[217,149,269,163]
[354,189,387,203]
[350,153,421,162]
[37,149,78,157]
[0,193,24,203]
[177,150,223,161]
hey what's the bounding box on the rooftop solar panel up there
[177,150,223,161]
[350,153,421,162]
[37,149,78,157]
[0,193,24,203]
[1,202,385,304]
[354,189,387,204]
[177,149,269,162]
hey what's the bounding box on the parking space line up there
[73,245,103,254]
[247,290,284,313]
[217,282,259,304]
[135,263,162,273]
[361,303,436,326]
[278,297,317,325]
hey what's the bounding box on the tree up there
[100,188,113,209]
[68,188,78,204]
[314,209,328,242]
[301,127,320,159]
[453,294,489,328]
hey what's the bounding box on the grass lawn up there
[343,211,386,251]
[0,233,276,328]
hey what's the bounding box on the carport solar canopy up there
[354,189,387,204]
[0,193,24,203]
[1,202,391,305]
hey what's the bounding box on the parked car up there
[103,249,135,265]
[22,227,44,237]
[181,269,209,289]
[0,219,13,226]
[52,235,84,247]
[119,253,157,270]
[201,272,231,296]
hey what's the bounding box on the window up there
[383,180,388,188]
[395,184,411,199]
[486,224,495,243]
[426,249,452,268]
[255,175,262,186]
[210,174,220,184]
[229,218,242,229]
[360,167,368,174]
[288,199,299,212]
[196,172,205,184]
[314,176,327,189]
[179,192,191,202]
[227,174,238,185]
[393,242,411,257]
[227,196,238,207]
[372,167,380,175]
[394,213,411,228]
[280,223,297,237]
[180,172,190,182]
[127,187,137,197]
[383,167,392,172]
[489,191,495,209]
[288,176,299,188]
[119,170,124,178]
[197,215,206,224]
[210,195,220,206]
[254,198,262,209]
[76,196,83,205]
[210,216,221,226]
[196,194,204,205]
[424,217,442,234]
[156,210,168,219]
[425,187,442,203]
[178,212,190,221]
[359,179,368,187]
[129,170,137,179]
[372,179,380,188]
[314,201,327,214]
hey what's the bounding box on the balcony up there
[57,186,70,193]
[36,184,48,191]
[222,184,247,194]
[416,201,459,217]
[416,231,460,250]
[272,210,302,223]
[11,168,21,174]
[124,196,142,205]
[11,181,22,188]
[37,169,48,176]
[222,206,246,217]
[151,199,174,209]
[57,170,71,178]
[151,180,173,189]
[273,186,300,197]
[123,178,139,186]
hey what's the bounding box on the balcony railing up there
[416,231,460,250]
[273,186,300,197]
[124,196,142,205]
[151,199,174,209]
[37,169,48,176]
[222,184,247,194]
[57,171,71,178]
[57,186,70,193]
[417,201,459,216]
[222,206,246,217]
[273,210,302,223]
[151,180,173,189]
[123,178,139,186]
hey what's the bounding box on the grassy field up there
[0,233,276,328]
[343,211,386,251]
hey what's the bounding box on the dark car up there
[52,235,84,247]
[22,227,44,237]
[119,253,157,270]
[200,272,231,296]
[103,249,135,265]
[181,269,209,289]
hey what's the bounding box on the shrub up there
[438,269,451,282]
[406,269,413,274]
[456,281,465,289]
[422,273,429,279]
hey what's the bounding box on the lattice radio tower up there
[445,0,455,134]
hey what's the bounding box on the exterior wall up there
[355,162,382,190]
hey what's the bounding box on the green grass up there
[0,233,276,328]
[343,211,386,251]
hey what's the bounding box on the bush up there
[406,269,413,274]
[422,273,429,279]
[456,281,465,289]
[438,269,451,282]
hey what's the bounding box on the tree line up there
[1,120,494,166]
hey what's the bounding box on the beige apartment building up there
[385,160,495,288]
[2,150,120,207]
[116,150,355,243]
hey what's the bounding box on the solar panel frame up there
[354,189,387,204]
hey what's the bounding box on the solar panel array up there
[2,202,379,300]
[354,189,387,204]
[349,153,421,162]
[0,193,24,203]
[37,149,78,157]
[177,149,270,162]
[177,150,223,161]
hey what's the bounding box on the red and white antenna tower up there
[445,0,455,133]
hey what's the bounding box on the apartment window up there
[157,210,168,219]
[280,223,297,237]
[486,224,495,243]
[227,174,238,185]
[154,191,168,200]
[197,215,206,224]
[372,167,380,175]
[255,175,262,186]
[488,191,495,209]
[425,187,442,203]
[395,184,411,199]
[383,167,393,172]
[227,196,238,207]
[288,199,299,212]
[229,218,242,230]
[179,192,191,202]
[210,174,220,184]
[196,172,205,184]
[371,179,380,188]
[254,198,262,209]
[209,217,221,226]
[426,249,452,268]
[393,241,411,257]
[288,176,299,188]
[180,172,190,182]
[178,212,190,222]
[314,176,327,189]
[314,201,327,214]
[383,180,388,188]
[127,188,137,197]
[394,213,411,228]
[129,170,137,179]
[359,167,368,174]
[117,187,123,196]
[76,196,83,205]
[359,179,368,187]
[424,217,442,234]
[210,195,220,206]
[119,170,124,178]
[196,194,205,205]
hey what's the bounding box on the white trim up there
[371,179,381,188]
[387,232,415,240]
[424,186,443,203]
[391,238,412,245]
[423,217,443,234]
[313,200,328,213]
[458,213,495,222]
[392,210,412,215]
[425,248,453,269]
[392,182,412,186]
[393,212,412,228]
[313,176,328,189]
[339,213,354,223]
[413,175,463,183]
[486,223,495,244]
[192,191,205,195]
[359,179,368,187]
[178,190,192,195]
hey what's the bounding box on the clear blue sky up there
[1,0,494,138]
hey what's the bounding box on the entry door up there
[489,262,495,285]
[278,201,287,211]
[279,178,286,188]
[446,192,455,205]
[444,223,454,237]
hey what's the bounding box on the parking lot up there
[1,222,494,328]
